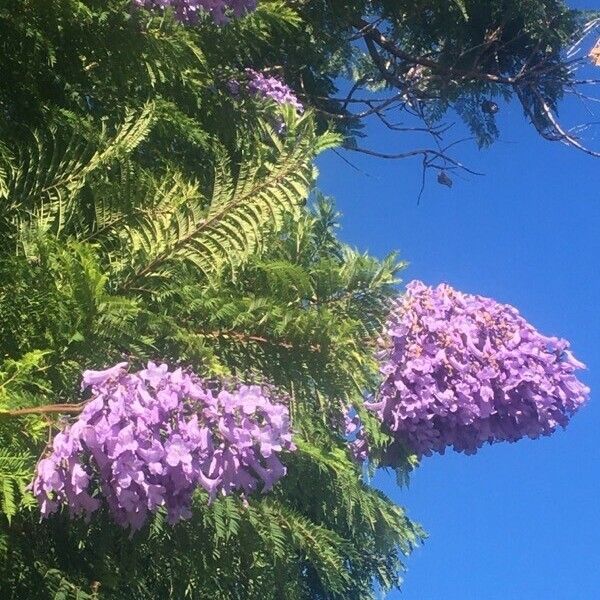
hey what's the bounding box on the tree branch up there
[344,145,483,176]
[1,402,86,417]
[352,18,516,85]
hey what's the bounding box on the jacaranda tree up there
[0,1,592,598]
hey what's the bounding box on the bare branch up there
[344,145,483,176]
[348,15,600,161]
[533,88,600,157]
[1,403,86,417]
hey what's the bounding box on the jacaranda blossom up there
[244,69,304,113]
[365,281,589,459]
[133,0,257,25]
[33,362,295,530]
[343,409,369,463]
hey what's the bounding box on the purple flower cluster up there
[367,281,589,458]
[244,69,304,113]
[33,362,295,530]
[133,0,257,25]
[343,409,369,463]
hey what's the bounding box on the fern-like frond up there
[4,103,154,247]
[0,141,10,201]
[256,501,355,594]
[0,449,34,522]
[120,111,338,289]
[40,569,94,600]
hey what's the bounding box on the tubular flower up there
[33,362,295,530]
[367,281,589,458]
[343,408,369,463]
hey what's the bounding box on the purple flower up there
[137,440,165,463]
[164,435,192,467]
[81,362,128,391]
[142,483,166,510]
[36,458,63,494]
[343,410,370,463]
[33,362,295,530]
[70,464,90,495]
[364,281,590,461]
[244,69,303,113]
[110,424,139,458]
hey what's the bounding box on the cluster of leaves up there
[0,3,425,597]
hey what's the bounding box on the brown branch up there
[364,36,408,90]
[345,15,600,162]
[313,94,406,121]
[0,329,322,419]
[375,112,451,136]
[344,145,483,176]
[352,18,517,85]
[1,402,86,417]
[514,80,600,157]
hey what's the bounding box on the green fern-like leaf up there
[120,111,338,289]
[4,103,154,247]
[0,449,34,522]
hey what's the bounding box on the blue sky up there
[316,6,600,596]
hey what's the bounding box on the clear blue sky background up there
[316,3,599,597]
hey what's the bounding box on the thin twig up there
[345,145,484,176]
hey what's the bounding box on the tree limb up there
[352,18,516,85]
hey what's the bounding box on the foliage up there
[0,112,421,594]
[0,17,418,589]
[0,0,593,160]
[1,0,590,597]
[132,0,258,25]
